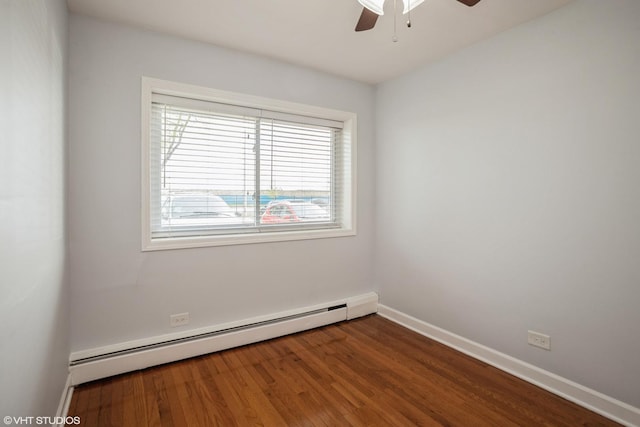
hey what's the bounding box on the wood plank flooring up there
[68,315,620,426]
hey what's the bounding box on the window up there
[141,78,356,250]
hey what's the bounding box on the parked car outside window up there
[162,194,248,227]
[260,200,330,224]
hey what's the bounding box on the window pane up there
[259,120,334,226]
[154,104,257,233]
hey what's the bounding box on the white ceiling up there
[66,0,574,84]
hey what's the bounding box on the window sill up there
[142,227,356,251]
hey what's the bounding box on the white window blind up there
[144,84,355,249]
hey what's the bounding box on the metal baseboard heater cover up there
[69,292,378,385]
[71,305,345,366]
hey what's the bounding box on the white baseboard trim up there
[54,374,73,426]
[378,304,640,427]
[69,292,378,386]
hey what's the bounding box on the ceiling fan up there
[355,0,482,32]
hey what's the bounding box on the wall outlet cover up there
[170,312,190,327]
[528,330,550,350]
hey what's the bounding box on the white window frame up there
[141,77,357,251]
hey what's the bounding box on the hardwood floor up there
[68,315,620,426]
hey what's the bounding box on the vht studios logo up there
[3,416,80,425]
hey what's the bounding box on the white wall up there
[0,0,69,417]
[68,15,376,352]
[375,0,640,408]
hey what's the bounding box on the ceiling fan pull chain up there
[393,0,399,42]
[407,0,412,27]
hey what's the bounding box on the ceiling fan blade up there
[456,0,481,6]
[355,7,379,32]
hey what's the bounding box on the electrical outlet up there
[170,312,189,327]
[528,330,550,350]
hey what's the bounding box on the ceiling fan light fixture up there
[402,0,425,14]
[358,0,385,15]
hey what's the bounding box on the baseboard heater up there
[71,305,346,366]
[69,292,378,385]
